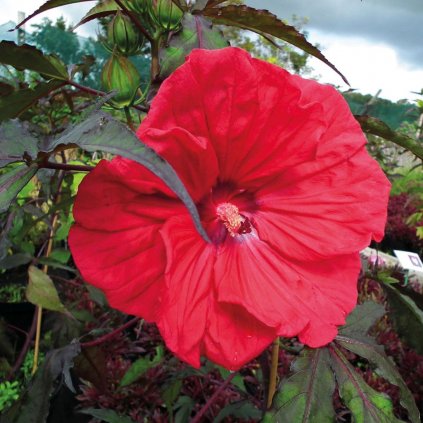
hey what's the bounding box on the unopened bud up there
[101,55,142,108]
[106,11,143,56]
[148,0,183,32]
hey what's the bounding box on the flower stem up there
[150,37,161,82]
[32,162,66,374]
[7,307,38,380]
[267,337,280,409]
[124,107,136,132]
[81,317,140,348]
[191,371,237,423]
[40,162,93,172]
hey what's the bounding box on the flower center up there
[216,202,252,237]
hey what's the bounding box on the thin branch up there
[68,80,106,97]
[267,338,280,409]
[40,162,94,172]
[7,305,38,380]
[191,371,237,423]
[81,317,140,348]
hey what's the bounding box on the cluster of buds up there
[100,0,184,109]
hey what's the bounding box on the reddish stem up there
[81,317,140,348]
[7,307,38,380]
[191,371,237,423]
[40,162,94,172]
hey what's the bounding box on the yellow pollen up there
[216,203,244,237]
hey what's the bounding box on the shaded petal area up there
[159,215,276,369]
[70,226,164,321]
[158,215,215,368]
[203,301,276,371]
[137,126,219,202]
[215,236,360,347]
[69,158,185,321]
[253,147,390,261]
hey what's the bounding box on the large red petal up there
[215,235,361,347]
[158,215,215,368]
[69,225,164,321]
[69,158,185,321]
[138,47,327,187]
[253,147,390,261]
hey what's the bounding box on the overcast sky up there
[1,0,423,101]
[247,0,423,101]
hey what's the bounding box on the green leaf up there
[382,283,423,354]
[75,0,120,28]
[329,345,404,423]
[160,14,228,78]
[14,0,95,29]
[0,80,66,122]
[339,301,386,339]
[85,285,108,307]
[0,252,32,269]
[218,367,247,392]
[214,401,261,423]
[47,111,210,242]
[119,346,164,387]
[0,42,68,80]
[201,5,349,84]
[47,249,71,264]
[0,164,38,213]
[79,408,136,423]
[355,115,423,160]
[336,336,420,423]
[5,343,80,423]
[0,120,39,167]
[26,265,69,314]
[174,396,195,423]
[264,348,335,423]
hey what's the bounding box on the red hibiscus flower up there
[69,47,390,370]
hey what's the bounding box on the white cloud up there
[308,30,423,102]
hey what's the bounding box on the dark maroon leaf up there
[356,114,423,160]
[74,0,120,29]
[0,80,66,122]
[201,5,349,84]
[14,0,94,29]
[264,348,335,422]
[0,42,68,80]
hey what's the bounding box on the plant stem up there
[68,81,149,112]
[124,107,136,132]
[191,371,237,423]
[113,0,153,42]
[267,337,280,409]
[31,167,65,374]
[68,80,105,97]
[81,317,140,348]
[150,38,161,82]
[7,307,38,380]
[40,162,93,172]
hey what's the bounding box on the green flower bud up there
[106,11,143,56]
[101,55,142,108]
[148,0,183,32]
[121,0,148,15]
